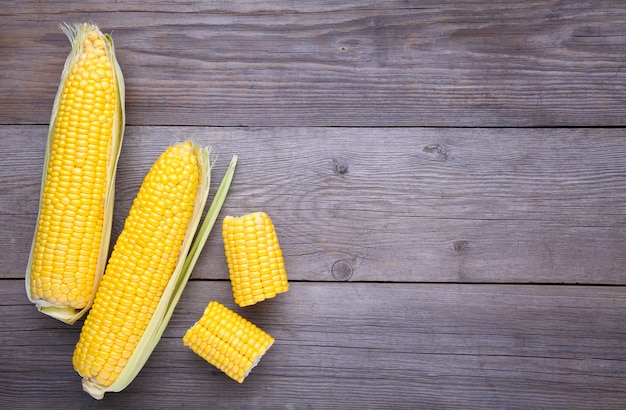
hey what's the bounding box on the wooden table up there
[1,1,625,408]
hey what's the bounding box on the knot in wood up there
[451,240,470,253]
[331,260,353,281]
[333,160,349,175]
[422,144,448,161]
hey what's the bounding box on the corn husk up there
[81,149,238,399]
[25,22,125,324]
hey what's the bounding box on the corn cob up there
[73,142,237,399]
[25,23,125,324]
[223,212,288,307]
[183,301,274,383]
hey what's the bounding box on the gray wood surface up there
[3,125,626,285]
[1,1,625,127]
[2,280,625,408]
[0,1,624,408]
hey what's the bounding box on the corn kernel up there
[223,212,289,307]
[26,22,124,325]
[73,141,201,391]
[183,302,274,383]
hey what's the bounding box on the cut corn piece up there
[183,301,274,383]
[25,22,125,324]
[73,142,238,399]
[223,212,288,307]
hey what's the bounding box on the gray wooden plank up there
[1,1,624,127]
[2,126,625,284]
[1,280,624,408]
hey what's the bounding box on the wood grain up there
[1,1,624,127]
[3,125,625,284]
[1,280,624,409]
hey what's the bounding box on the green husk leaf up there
[83,152,238,399]
[24,23,125,324]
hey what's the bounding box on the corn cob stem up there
[25,23,125,324]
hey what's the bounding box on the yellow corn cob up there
[183,301,274,383]
[223,212,289,307]
[25,23,125,324]
[73,141,221,399]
